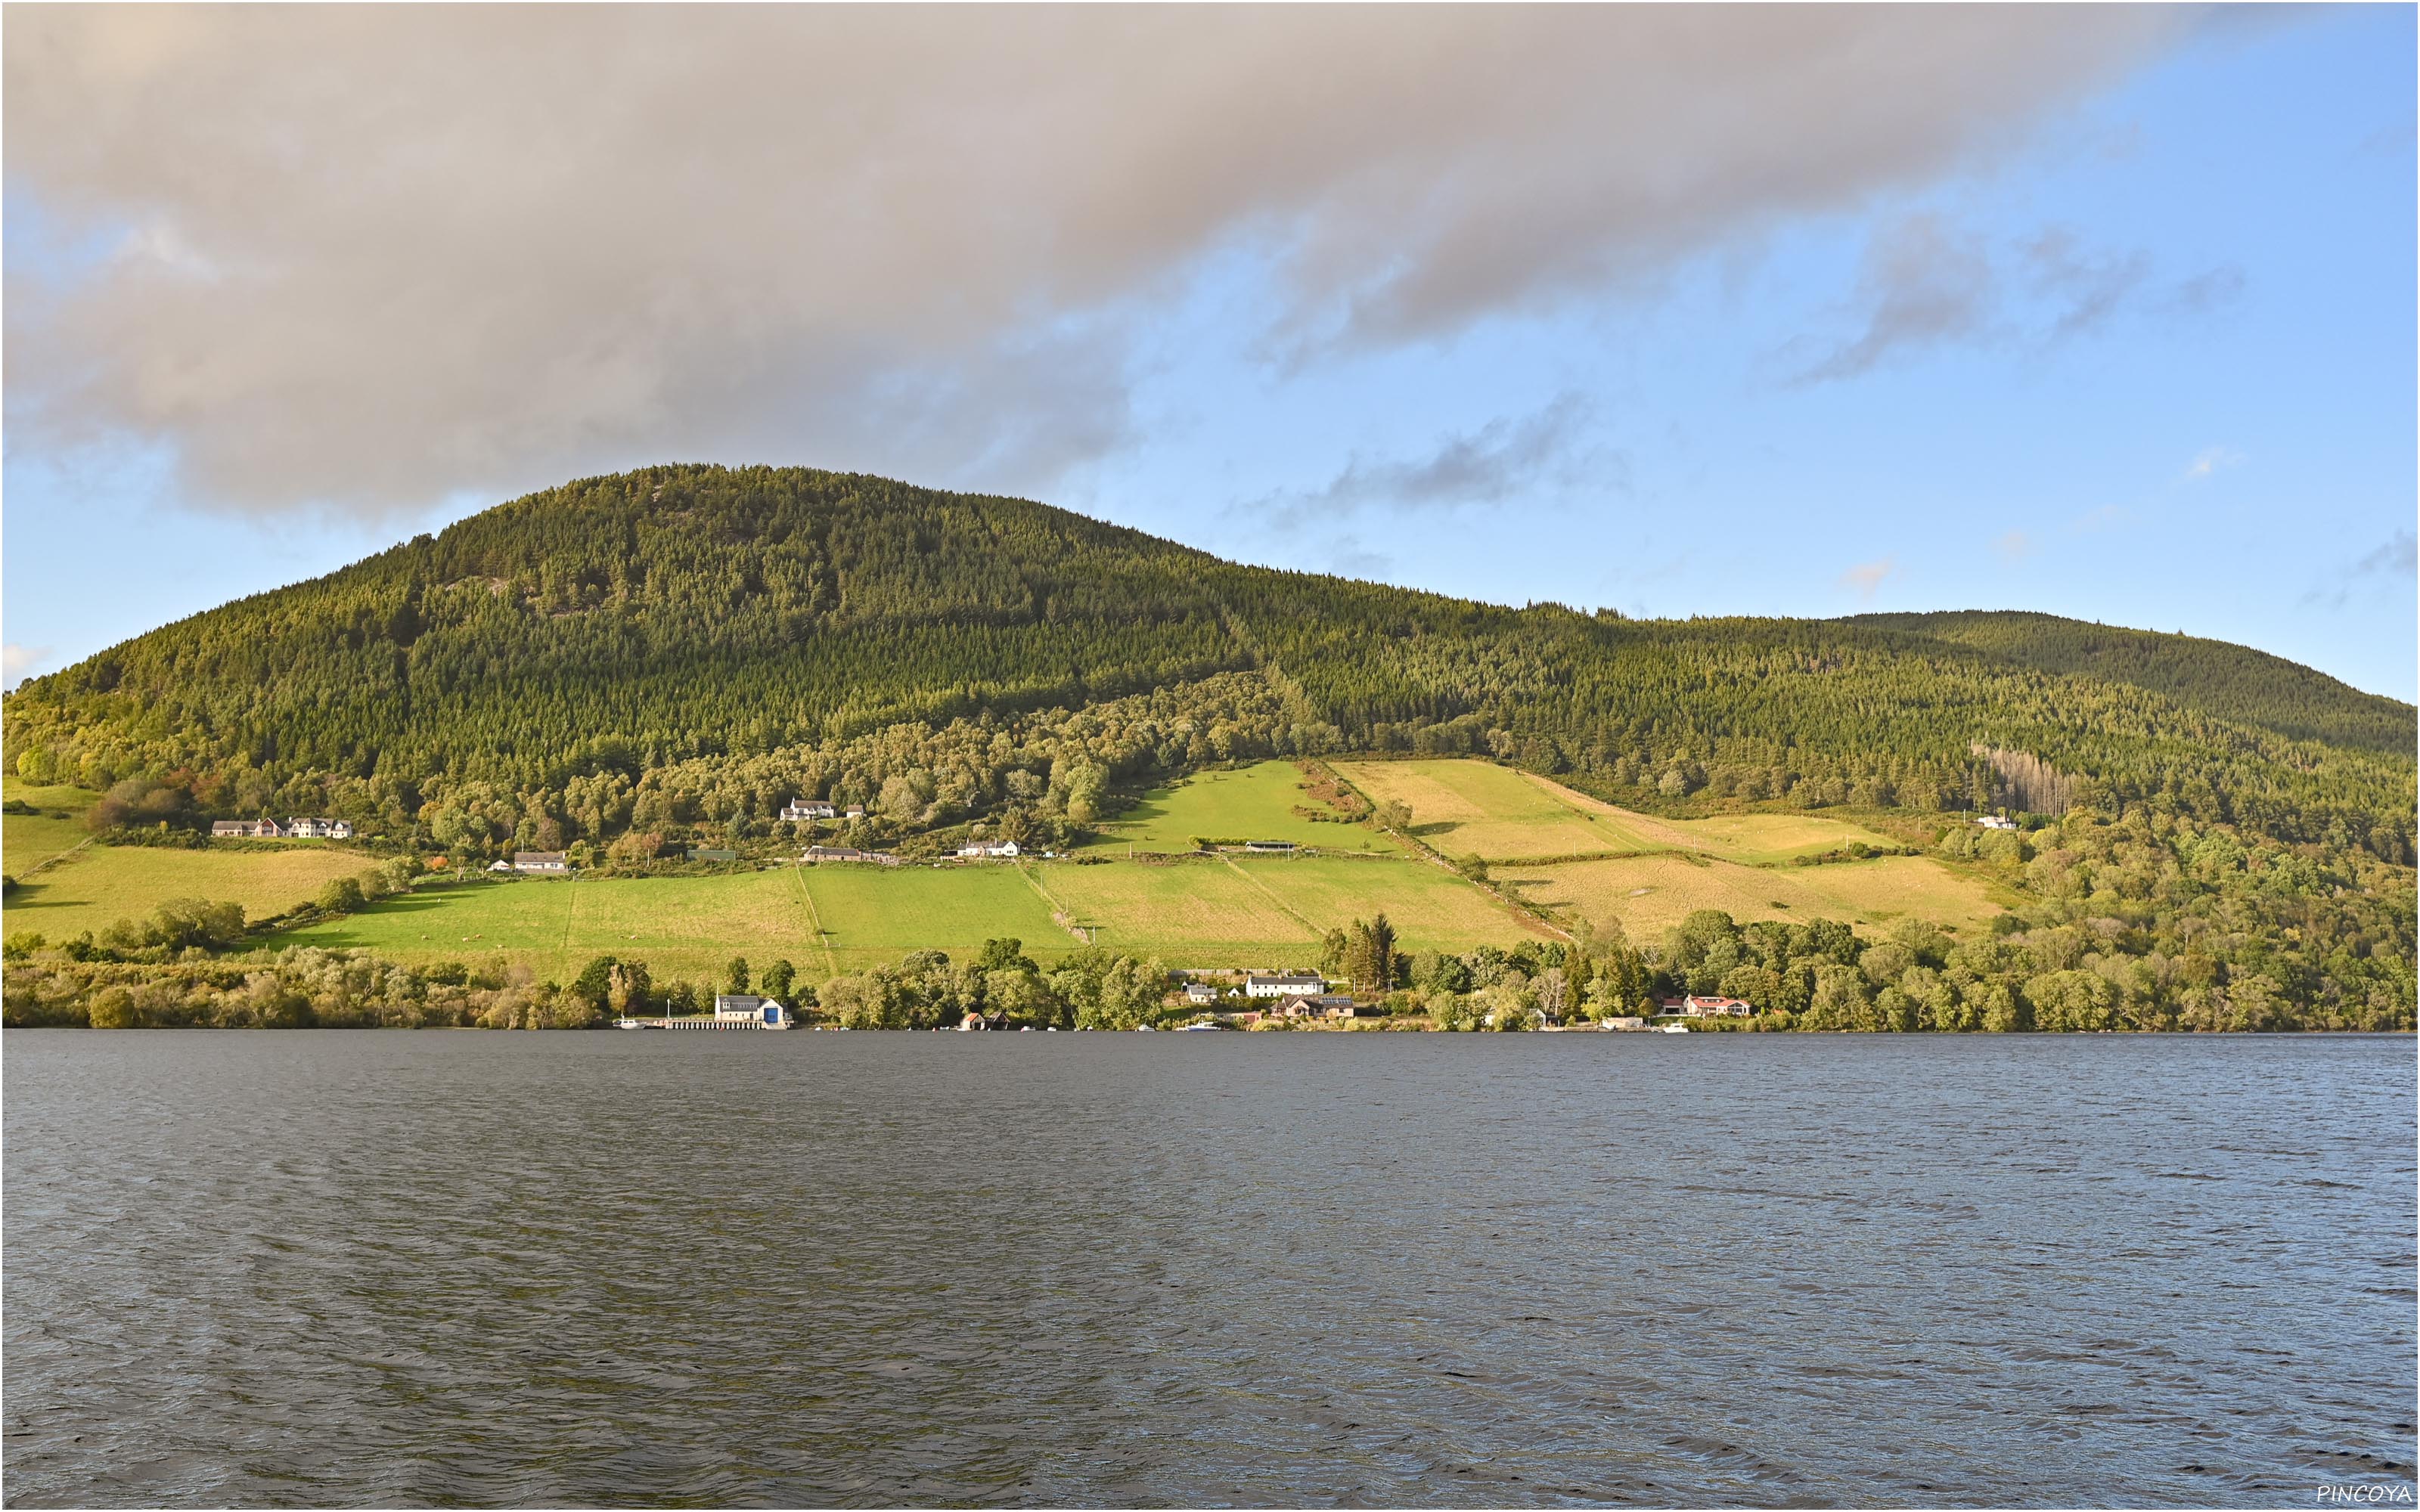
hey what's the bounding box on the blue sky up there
[5,6,2414,699]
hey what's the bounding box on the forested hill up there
[7,463,2413,860]
[1848,610,2413,754]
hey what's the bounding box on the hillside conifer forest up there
[4,463,2412,1031]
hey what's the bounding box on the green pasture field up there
[268,870,821,984]
[1036,851,1549,968]
[5,812,95,874]
[5,841,376,943]
[1335,759,1655,860]
[1495,851,2006,938]
[1239,854,1555,952]
[2,779,104,813]
[1080,760,1399,855]
[1782,855,2015,929]
[1035,857,1317,965]
[266,864,1077,982]
[801,863,1069,974]
[3,780,105,875]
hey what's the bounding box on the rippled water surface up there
[5,1031,2414,1507]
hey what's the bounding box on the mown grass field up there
[1496,851,2006,937]
[1340,758,1903,865]
[1035,852,1550,967]
[2,779,104,811]
[5,812,95,873]
[1243,855,1552,953]
[1335,759,1655,860]
[265,865,1078,982]
[802,864,1069,974]
[1080,760,1400,855]
[3,780,105,874]
[6,843,377,943]
[268,871,808,984]
[1535,778,1901,864]
[1036,857,1316,962]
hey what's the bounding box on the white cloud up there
[4,6,2199,516]
[1244,392,1612,530]
[2,643,56,687]
[2302,529,2418,611]
[1993,529,2034,563]
[2183,446,2246,481]
[1839,556,1900,600]
[1782,216,2242,386]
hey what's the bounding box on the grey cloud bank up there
[7,5,2195,516]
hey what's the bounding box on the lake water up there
[5,1031,2413,1507]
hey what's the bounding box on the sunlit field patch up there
[10,843,378,943]
[1334,759,1650,860]
[1080,761,1399,855]
[1497,850,2005,937]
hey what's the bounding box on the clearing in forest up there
[1079,760,1399,855]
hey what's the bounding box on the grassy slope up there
[1338,758,1901,864]
[1334,760,1652,860]
[804,865,1069,974]
[1339,758,2006,936]
[9,844,374,940]
[5,813,95,873]
[1077,761,1401,854]
[3,780,105,874]
[1497,853,2008,937]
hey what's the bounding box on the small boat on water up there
[1658,1023,1690,1033]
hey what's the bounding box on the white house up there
[211,819,284,838]
[1183,982,1219,1006]
[781,799,836,822]
[714,993,792,1028]
[281,817,355,839]
[1657,994,1754,1018]
[843,804,867,820]
[956,840,1021,859]
[513,850,569,873]
[1243,840,1298,854]
[1245,971,1326,999]
[1975,815,2018,831]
